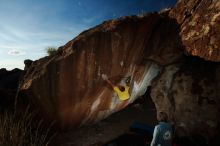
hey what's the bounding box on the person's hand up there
[101,74,108,80]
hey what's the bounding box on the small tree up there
[46,47,57,56]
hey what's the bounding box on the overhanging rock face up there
[17,1,220,144]
[18,13,182,128]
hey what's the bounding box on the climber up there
[102,74,130,101]
[150,111,173,146]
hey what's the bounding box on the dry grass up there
[0,108,54,146]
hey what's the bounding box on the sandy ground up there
[50,97,157,146]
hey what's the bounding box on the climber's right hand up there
[101,74,108,80]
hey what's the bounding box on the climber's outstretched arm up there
[102,74,115,89]
[105,78,115,89]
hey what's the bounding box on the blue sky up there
[0,0,176,70]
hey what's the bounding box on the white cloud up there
[0,59,24,70]
[8,49,26,56]
[0,1,91,70]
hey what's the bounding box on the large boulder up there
[18,13,182,128]
[169,0,220,62]
[17,1,220,144]
[151,57,220,145]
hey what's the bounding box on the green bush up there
[46,47,57,56]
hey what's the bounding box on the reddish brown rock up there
[16,1,220,144]
[18,13,183,128]
[169,0,220,62]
